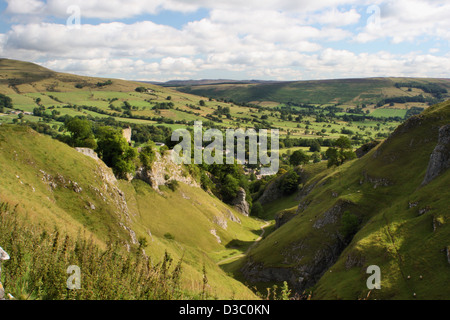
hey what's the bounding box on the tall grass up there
[0,202,189,300]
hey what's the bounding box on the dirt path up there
[217,221,271,265]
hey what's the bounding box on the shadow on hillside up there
[225,239,254,252]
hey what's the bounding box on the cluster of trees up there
[282,137,334,149]
[65,117,97,149]
[395,82,448,99]
[135,86,148,93]
[153,101,175,110]
[279,170,301,195]
[405,107,425,119]
[96,80,113,87]
[376,95,428,108]
[95,126,138,178]
[58,117,257,203]
[213,105,231,118]
[60,118,138,178]
[0,93,13,113]
[325,136,356,168]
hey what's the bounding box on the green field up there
[370,108,407,118]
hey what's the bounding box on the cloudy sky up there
[0,0,449,81]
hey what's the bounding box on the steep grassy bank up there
[241,101,450,300]
[0,124,263,299]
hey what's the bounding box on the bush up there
[166,180,179,192]
[220,174,240,202]
[280,170,300,195]
[139,144,156,170]
[160,145,169,155]
[289,150,310,166]
[250,202,264,218]
[0,94,13,110]
[135,87,147,93]
[164,233,175,240]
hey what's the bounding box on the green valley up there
[0,58,449,301]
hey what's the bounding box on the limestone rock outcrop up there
[231,188,250,216]
[422,124,450,186]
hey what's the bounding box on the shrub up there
[280,170,300,195]
[289,150,310,166]
[166,180,179,192]
[250,202,264,218]
[164,233,175,240]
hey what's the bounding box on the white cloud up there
[355,0,450,43]
[5,0,45,15]
[5,0,362,19]
[306,8,361,26]
[2,0,449,80]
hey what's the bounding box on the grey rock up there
[225,209,241,224]
[210,229,221,244]
[422,124,450,186]
[362,171,393,189]
[0,247,9,261]
[213,216,228,230]
[418,206,431,216]
[134,151,200,190]
[231,188,250,216]
[75,148,99,161]
[432,216,442,232]
[408,202,419,208]
[313,201,350,229]
[241,234,346,293]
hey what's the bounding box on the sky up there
[0,0,449,82]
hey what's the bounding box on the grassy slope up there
[176,77,450,106]
[0,124,263,299]
[244,101,450,300]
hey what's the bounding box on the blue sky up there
[0,0,449,81]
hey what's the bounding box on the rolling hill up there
[174,77,450,107]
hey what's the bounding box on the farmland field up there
[370,108,407,118]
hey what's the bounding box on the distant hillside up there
[146,79,280,87]
[0,58,152,95]
[238,100,450,300]
[174,77,450,107]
